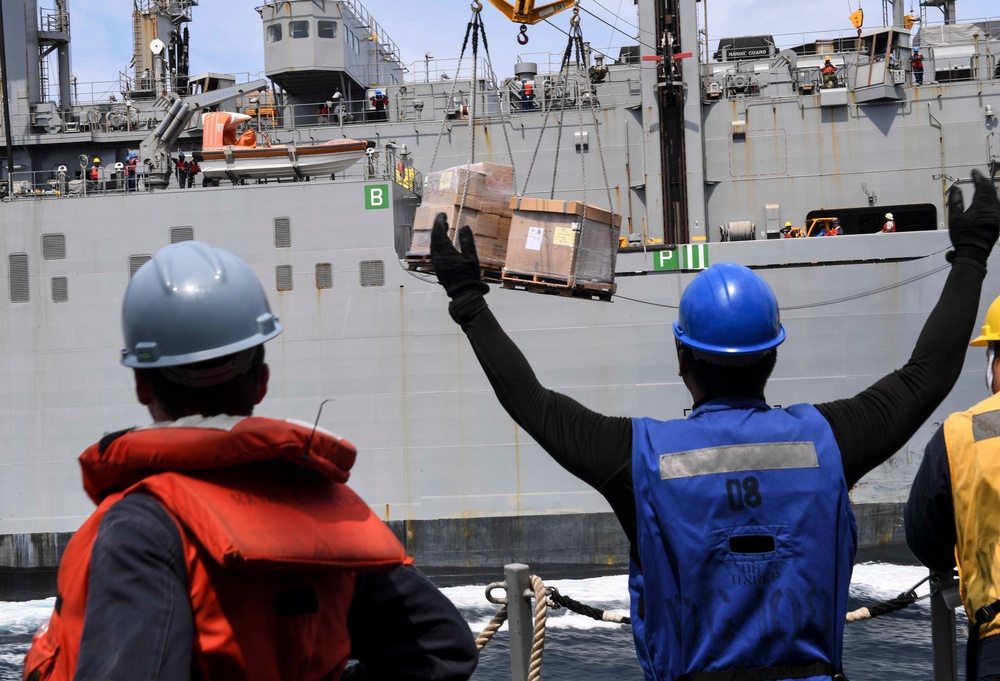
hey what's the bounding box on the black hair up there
[680,344,777,400]
[143,345,266,420]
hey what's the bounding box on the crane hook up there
[517,24,529,45]
[471,0,482,11]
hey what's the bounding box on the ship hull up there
[0,178,992,597]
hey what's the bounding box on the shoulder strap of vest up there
[676,661,842,681]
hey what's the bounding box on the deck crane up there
[484,0,577,43]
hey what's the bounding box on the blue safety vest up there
[631,397,856,681]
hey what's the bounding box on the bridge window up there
[290,20,309,39]
[266,24,282,43]
[318,21,337,39]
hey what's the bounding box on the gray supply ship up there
[1,0,999,596]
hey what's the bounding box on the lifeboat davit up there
[198,112,372,181]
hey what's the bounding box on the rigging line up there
[543,10,656,53]
[600,0,629,62]
[577,6,647,47]
[587,0,638,32]
[613,257,951,311]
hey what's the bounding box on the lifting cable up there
[516,2,618,285]
[428,0,519,235]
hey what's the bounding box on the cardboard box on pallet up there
[503,197,622,286]
[405,162,515,270]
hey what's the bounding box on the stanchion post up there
[505,563,532,681]
[930,569,960,681]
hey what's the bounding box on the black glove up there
[430,212,489,299]
[947,168,1000,265]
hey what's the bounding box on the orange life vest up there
[523,81,534,97]
[23,416,410,681]
[89,166,98,181]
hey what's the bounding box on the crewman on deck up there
[370,89,389,121]
[781,221,795,238]
[88,157,101,184]
[881,212,897,233]
[822,219,843,236]
[125,153,138,191]
[906,292,1000,681]
[428,169,1000,680]
[187,158,200,188]
[174,151,189,189]
[911,49,925,85]
[521,78,535,109]
[22,241,478,681]
[822,56,838,88]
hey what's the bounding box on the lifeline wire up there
[614,251,951,312]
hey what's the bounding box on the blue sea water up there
[0,563,967,680]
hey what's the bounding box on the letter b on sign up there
[365,184,390,210]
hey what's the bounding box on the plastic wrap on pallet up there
[504,199,622,288]
[422,162,515,207]
[406,162,515,270]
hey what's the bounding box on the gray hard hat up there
[120,241,282,369]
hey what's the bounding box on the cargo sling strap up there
[676,661,846,681]
[968,597,1000,681]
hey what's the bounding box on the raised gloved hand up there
[430,212,489,299]
[947,168,1000,265]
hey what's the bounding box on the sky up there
[64,0,998,88]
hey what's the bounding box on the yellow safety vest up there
[945,391,1000,640]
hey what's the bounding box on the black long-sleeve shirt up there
[447,256,988,552]
[73,493,478,681]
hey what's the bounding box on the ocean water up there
[0,563,967,680]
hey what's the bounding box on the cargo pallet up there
[500,271,616,302]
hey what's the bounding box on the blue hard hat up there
[121,241,282,369]
[178,152,185,158]
[375,89,382,95]
[673,262,786,357]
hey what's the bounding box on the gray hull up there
[2,0,1000,595]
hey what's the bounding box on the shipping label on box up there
[525,226,544,251]
[553,225,577,247]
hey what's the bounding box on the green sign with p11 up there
[653,244,710,271]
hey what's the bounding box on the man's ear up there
[134,369,154,405]
[255,363,270,405]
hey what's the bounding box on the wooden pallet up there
[402,255,503,283]
[500,271,616,302]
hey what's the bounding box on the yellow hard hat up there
[971,296,1000,346]
[825,56,832,61]
[93,157,101,163]
[785,221,793,227]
